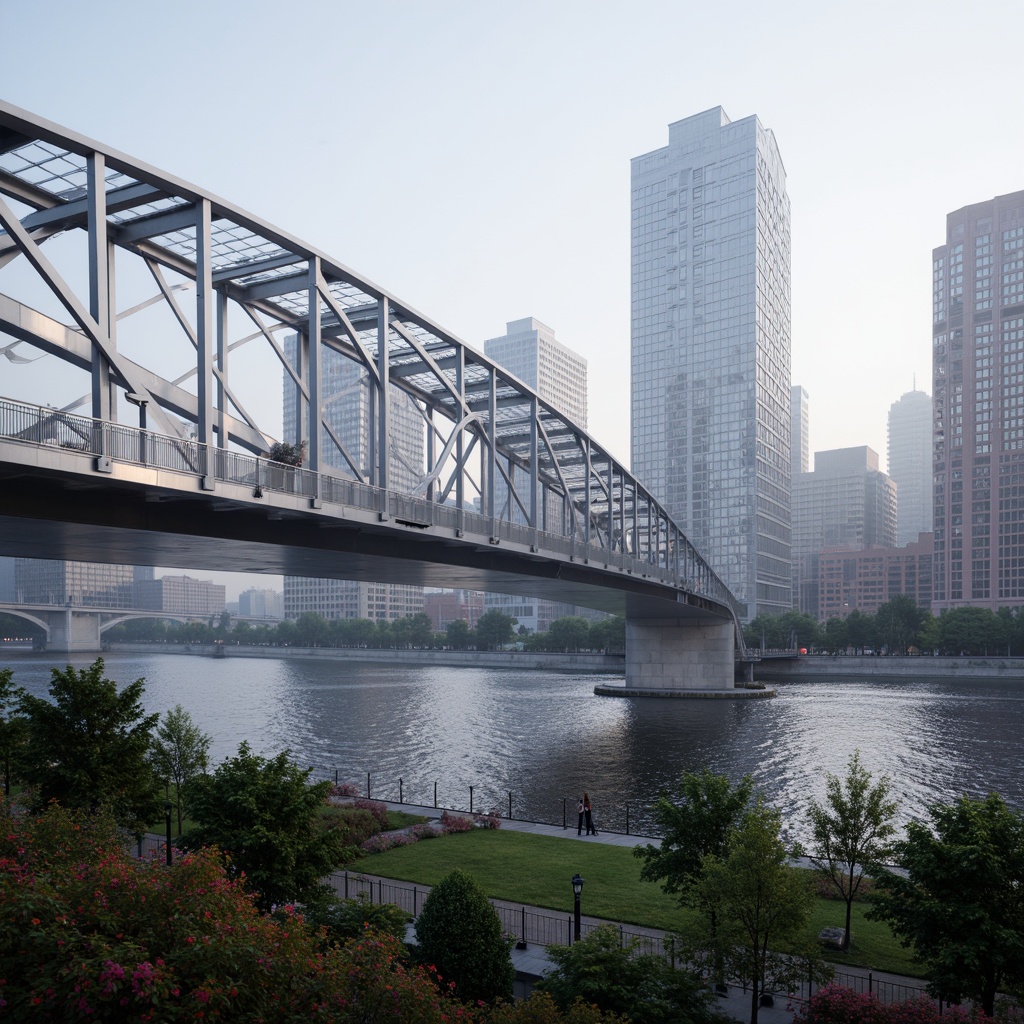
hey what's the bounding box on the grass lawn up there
[351,829,923,978]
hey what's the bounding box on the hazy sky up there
[2,0,1022,598]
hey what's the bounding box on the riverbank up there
[756,654,1024,681]
[107,642,626,673]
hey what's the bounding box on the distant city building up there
[790,385,810,606]
[282,335,425,623]
[791,385,810,476]
[424,589,485,631]
[13,558,136,607]
[887,389,933,546]
[631,107,792,619]
[791,447,898,619]
[0,557,14,602]
[238,587,284,620]
[484,318,587,425]
[482,318,592,633]
[817,533,933,621]
[932,190,1024,612]
[136,575,226,617]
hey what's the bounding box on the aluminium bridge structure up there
[0,100,760,693]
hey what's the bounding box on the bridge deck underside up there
[0,453,728,625]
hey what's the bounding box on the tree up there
[807,750,897,950]
[874,595,927,654]
[414,868,515,1004]
[0,667,27,797]
[869,792,1024,1015]
[294,611,330,647]
[17,658,161,834]
[475,610,517,650]
[406,612,435,648]
[634,769,754,903]
[821,617,849,654]
[934,607,1007,656]
[446,618,472,649]
[181,741,346,911]
[844,610,876,653]
[268,438,306,465]
[589,616,625,653]
[149,703,212,834]
[536,924,728,1024]
[0,803,471,1022]
[548,617,592,652]
[687,801,829,1024]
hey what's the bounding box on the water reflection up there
[5,651,1024,840]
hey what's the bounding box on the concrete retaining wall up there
[108,643,626,674]
[756,655,1024,682]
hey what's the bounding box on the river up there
[4,649,1023,840]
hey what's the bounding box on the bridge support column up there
[45,610,103,654]
[625,617,735,692]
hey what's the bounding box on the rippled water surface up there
[6,650,1024,839]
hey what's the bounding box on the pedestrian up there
[577,796,585,835]
[583,792,597,835]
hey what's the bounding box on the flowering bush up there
[361,833,398,854]
[440,810,475,834]
[321,804,380,847]
[329,782,361,798]
[0,802,478,1022]
[353,797,390,830]
[412,822,441,840]
[793,985,984,1024]
[474,811,502,830]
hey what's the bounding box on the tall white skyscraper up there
[887,388,933,547]
[631,107,792,619]
[482,318,592,633]
[282,336,425,622]
[791,385,810,477]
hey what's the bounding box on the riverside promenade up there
[342,801,930,1023]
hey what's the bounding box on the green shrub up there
[301,891,411,944]
[536,924,728,1024]
[414,868,515,1004]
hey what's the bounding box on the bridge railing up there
[0,395,740,615]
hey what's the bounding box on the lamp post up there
[164,801,173,866]
[571,873,584,943]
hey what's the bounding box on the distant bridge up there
[0,600,274,650]
[0,101,754,691]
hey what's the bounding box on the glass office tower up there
[631,107,792,618]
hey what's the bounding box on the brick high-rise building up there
[932,191,1024,611]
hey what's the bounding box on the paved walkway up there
[362,801,930,1023]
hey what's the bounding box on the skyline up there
[2,0,1022,598]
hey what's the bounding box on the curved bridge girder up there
[0,100,743,646]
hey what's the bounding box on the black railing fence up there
[305,765,657,838]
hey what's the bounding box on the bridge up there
[0,600,270,652]
[0,101,754,692]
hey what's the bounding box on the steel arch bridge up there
[0,101,753,690]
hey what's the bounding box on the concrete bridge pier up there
[598,616,773,698]
[625,617,734,691]
[42,608,103,654]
